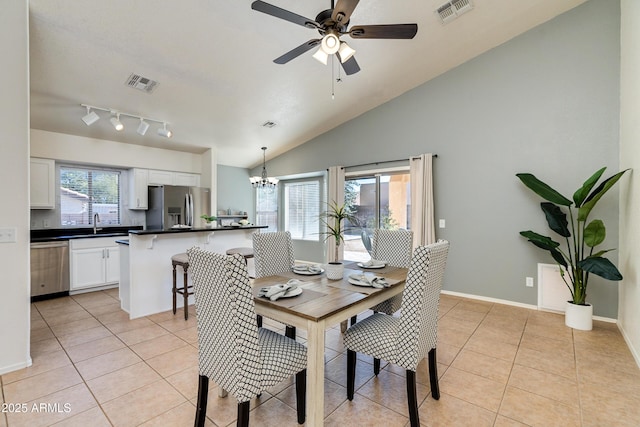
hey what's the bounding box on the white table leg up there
[306,319,326,427]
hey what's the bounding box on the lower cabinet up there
[70,237,120,291]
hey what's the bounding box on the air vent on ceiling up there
[262,121,277,128]
[436,0,473,24]
[125,73,159,93]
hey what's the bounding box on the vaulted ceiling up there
[28,0,586,168]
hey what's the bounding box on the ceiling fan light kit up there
[251,0,418,75]
[79,104,172,138]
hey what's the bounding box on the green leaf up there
[550,248,568,268]
[573,167,606,207]
[516,173,572,206]
[540,202,570,237]
[577,257,623,281]
[578,169,629,221]
[590,248,615,257]
[584,220,606,247]
[520,230,561,250]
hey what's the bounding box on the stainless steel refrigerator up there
[145,185,211,230]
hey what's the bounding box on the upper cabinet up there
[129,168,149,210]
[148,169,200,187]
[30,158,55,209]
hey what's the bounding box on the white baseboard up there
[0,357,32,376]
[617,323,640,369]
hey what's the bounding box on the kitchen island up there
[119,226,266,318]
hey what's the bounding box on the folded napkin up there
[258,279,302,301]
[292,264,322,273]
[362,259,386,268]
[348,274,389,288]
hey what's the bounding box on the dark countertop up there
[129,225,267,236]
[115,239,129,246]
[31,226,143,242]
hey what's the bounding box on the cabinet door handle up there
[106,249,110,258]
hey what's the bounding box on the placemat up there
[342,261,399,275]
[325,271,402,295]
[253,287,326,308]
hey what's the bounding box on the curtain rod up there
[342,154,438,170]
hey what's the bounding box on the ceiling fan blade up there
[274,39,321,64]
[331,0,360,25]
[338,55,361,75]
[251,1,319,29]
[349,24,418,39]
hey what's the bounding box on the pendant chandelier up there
[250,147,279,191]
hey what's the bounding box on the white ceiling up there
[28,0,586,168]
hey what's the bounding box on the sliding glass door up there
[344,172,411,261]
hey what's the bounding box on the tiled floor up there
[2,289,639,426]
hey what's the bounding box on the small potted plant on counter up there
[200,214,217,228]
[516,167,629,330]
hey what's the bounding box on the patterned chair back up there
[395,240,450,371]
[371,229,414,268]
[252,231,295,278]
[187,247,262,402]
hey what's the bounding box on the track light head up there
[136,118,150,136]
[82,106,100,126]
[157,122,172,138]
[110,112,124,131]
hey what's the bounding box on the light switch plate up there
[0,227,17,243]
[439,219,446,228]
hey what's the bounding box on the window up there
[60,166,121,226]
[256,187,278,232]
[284,180,320,241]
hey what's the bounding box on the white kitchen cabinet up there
[129,168,149,209]
[174,172,200,187]
[148,169,174,185]
[30,158,55,209]
[70,237,120,291]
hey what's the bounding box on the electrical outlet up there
[439,219,446,228]
[0,227,17,243]
[43,219,50,228]
[526,277,534,287]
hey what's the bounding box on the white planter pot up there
[565,301,593,331]
[325,262,344,280]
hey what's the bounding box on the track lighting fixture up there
[80,104,172,139]
[110,112,124,131]
[157,122,172,138]
[137,118,150,136]
[81,106,100,126]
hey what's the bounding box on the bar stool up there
[225,247,254,264]
[171,253,192,320]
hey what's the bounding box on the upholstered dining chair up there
[187,247,307,427]
[343,240,450,427]
[253,231,297,338]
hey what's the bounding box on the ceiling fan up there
[251,0,418,75]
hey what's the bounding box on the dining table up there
[252,261,409,427]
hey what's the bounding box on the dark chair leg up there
[194,375,209,427]
[295,369,306,424]
[406,370,420,427]
[373,358,381,375]
[172,264,177,314]
[237,401,250,427]
[285,325,296,339]
[350,315,357,326]
[347,349,356,400]
[256,314,263,327]
[183,266,189,320]
[428,348,440,400]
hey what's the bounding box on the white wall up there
[31,129,204,173]
[0,0,31,374]
[618,0,640,365]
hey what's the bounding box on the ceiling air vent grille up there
[262,121,277,128]
[125,73,159,93]
[436,0,473,24]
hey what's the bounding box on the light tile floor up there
[2,289,639,426]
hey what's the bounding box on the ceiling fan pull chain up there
[331,55,335,100]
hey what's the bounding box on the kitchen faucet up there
[93,212,102,234]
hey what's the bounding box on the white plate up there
[293,268,324,276]
[357,262,386,269]
[348,277,373,287]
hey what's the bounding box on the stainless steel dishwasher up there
[30,241,70,298]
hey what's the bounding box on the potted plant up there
[319,202,354,280]
[516,167,629,330]
[200,214,217,228]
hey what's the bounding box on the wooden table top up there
[252,264,408,322]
